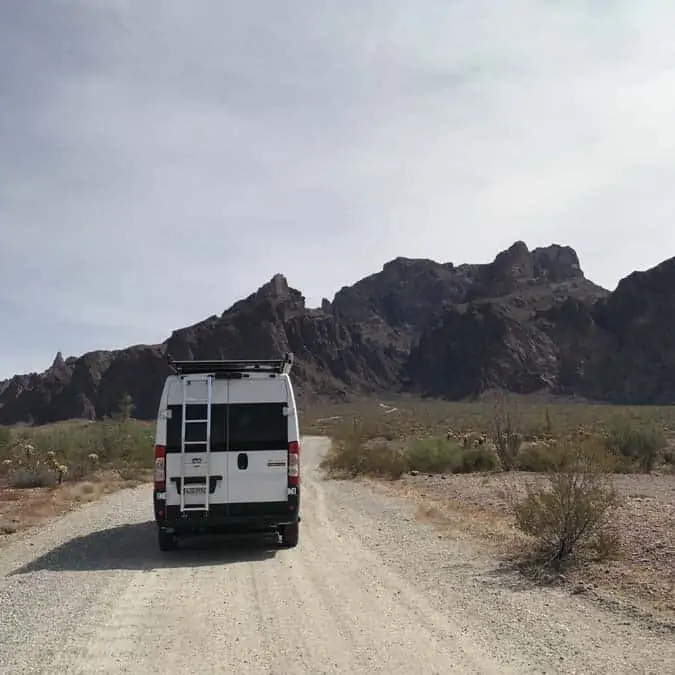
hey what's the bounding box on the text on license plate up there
[184,486,206,495]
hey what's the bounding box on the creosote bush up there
[512,440,620,569]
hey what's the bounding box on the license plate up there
[184,486,206,495]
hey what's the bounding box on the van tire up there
[158,530,176,551]
[279,522,299,548]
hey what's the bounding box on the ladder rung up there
[183,440,211,446]
[184,399,210,404]
[182,505,208,512]
[184,418,209,423]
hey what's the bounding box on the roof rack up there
[167,353,294,376]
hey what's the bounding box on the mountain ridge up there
[2,240,675,425]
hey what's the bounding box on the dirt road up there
[0,436,673,674]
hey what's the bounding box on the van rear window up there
[165,402,287,451]
[229,403,287,450]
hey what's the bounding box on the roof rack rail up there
[167,352,294,376]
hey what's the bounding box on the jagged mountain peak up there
[1,243,674,424]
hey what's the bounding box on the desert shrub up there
[7,466,58,489]
[602,418,667,473]
[516,442,568,472]
[512,440,620,568]
[406,438,463,473]
[0,426,11,454]
[320,438,407,479]
[454,445,499,473]
[319,417,407,479]
[368,444,408,478]
[488,396,523,470]
[407,438,498,474]
[320,417,371,478]
[663,447,675,467]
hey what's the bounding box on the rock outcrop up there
[1,241,674,425]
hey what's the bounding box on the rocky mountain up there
[1,240,674,425]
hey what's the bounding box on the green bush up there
[516,442,567,472]
[454,445,499,473]
[406,438,464,474]
[602,418,667,473]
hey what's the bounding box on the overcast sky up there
[2,0,675,378]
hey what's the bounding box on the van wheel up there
[279,522,299,548]
[158,530,177,551]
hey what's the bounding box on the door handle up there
[237,453,248,470]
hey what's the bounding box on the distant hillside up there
[2,240,675,425]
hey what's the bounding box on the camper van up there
[152,354,300,551]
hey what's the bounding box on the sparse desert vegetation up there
[306,395,675,619]
[0,411,154,539]
[2,394,673,620]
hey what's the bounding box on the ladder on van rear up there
[179,374,213,513]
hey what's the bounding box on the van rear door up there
[226,379,289,510]
[163,376,228,511]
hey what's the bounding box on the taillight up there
[288,440,300,486]
[154,444,166,490]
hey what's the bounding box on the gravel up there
[0,436,673,674]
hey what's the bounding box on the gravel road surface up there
[0,436,673,674]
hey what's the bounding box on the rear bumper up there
[153,491,300,535]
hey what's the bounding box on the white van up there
[152,354,300,551]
